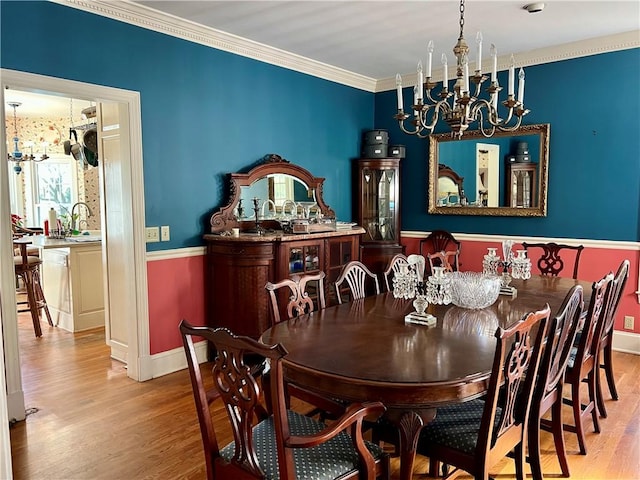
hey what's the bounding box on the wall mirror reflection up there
[428,123,549,217]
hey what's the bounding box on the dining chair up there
[382,254,408,292]
[522,242,584,279]
[335,260,380,304]
[265,271,326,325]
[13,238,53,337]
[416,305,551,480]
[179,319,390,480]
[596,259,629,418]
[559,272,613,455]
[419,230,461,274]
[265,272,345,418]
[529,285,584,480]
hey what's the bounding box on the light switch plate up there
[160,225,170,242]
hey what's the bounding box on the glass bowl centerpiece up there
[448,272,501,310]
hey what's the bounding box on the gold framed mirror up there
[428,123,549,217]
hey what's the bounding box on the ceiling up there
[6,0,639,117]
[133,0,639,79]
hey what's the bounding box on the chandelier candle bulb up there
[441,53,448,88]
[475,32,483,72]
[490,44,497,82]
[517,68,525,104]
[396,74,403,110]
[463,56,469,94]
[417,61,424,101]
[427,40,434,77]
[508,55,516,96]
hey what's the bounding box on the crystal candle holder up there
[425,266,452,305]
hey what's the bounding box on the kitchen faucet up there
[71,202,93,232]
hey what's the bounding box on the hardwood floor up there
[9,310,640,479]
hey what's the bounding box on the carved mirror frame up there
[209,154,335,233]
[428,123,550,217]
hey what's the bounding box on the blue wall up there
[375,49,640,242]
[2,2,638,245]
[1,1,374,250]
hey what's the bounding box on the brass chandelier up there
[7,101,49,174]
[394,0,529,139]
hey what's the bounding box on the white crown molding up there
[51,1,637,94]
[49,0,377,92]
[378,30,640,92]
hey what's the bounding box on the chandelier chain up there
[459,0,465,40]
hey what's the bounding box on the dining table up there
[260,275,592,480]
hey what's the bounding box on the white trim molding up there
[50,0,376,92]
[151,340,208,379]
[147,246,207,262]
[51,1,639,94]
[612,331,640,356]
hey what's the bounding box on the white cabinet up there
[41,243,105,332]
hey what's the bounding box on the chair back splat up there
[382,254,408,292]
[334,261,380,304]
[179,320,390,480]
[265,271,326,325]
[529,285,584,480]
[419,230,461,275]
[522,242,584,279]
[417,306,550,480]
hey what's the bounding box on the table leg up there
[394,409,436,480]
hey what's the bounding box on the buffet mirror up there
[428,123,549,217]
[209,154,335,233]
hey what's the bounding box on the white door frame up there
[1,69,152,423]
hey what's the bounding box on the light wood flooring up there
[9,310,640,480]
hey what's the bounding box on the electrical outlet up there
[145,226,159,243]
[623,315,634,330]
[160,225,170,242]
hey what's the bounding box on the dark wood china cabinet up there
[354,158,404,276]
[204,154,363,339]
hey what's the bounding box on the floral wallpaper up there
[6,115,101,230]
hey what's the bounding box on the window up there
[9,154,78,227]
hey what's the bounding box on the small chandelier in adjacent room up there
[394,0,530,139]
[6,101,49,174]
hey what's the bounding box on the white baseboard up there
[151,340,208,378]
[7,389,26,422]
[613,331,640,355]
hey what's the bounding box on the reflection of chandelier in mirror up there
[394,0,530,139]
[6,101,49,174]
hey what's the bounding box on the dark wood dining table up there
[260,275,592,480]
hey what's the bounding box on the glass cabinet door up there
[358,159,400,244]
[287,244,321,274]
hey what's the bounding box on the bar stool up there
[13,238,53,337]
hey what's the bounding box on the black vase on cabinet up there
[354,158,404,277]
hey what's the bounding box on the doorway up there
[1,69,151,425]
